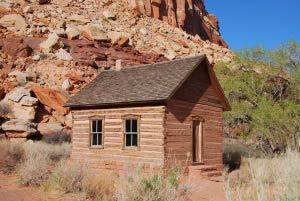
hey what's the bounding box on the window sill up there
[124,146,139,151]
[90,146,104,149]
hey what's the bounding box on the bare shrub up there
[44,160,86,193]
[17,142,71,186]
[114,166,188,201]
[42,130,71,144]
[84,172,115,201]
[0,101,12,116]
[225,149,300,201]
[0,140,24,173]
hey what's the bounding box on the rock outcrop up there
[127,0,228,47]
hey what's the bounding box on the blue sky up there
[205,0,300,50]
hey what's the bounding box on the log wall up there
[71,106,166,171]
[165,63,223,168]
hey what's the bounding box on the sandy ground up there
[188,176,226,201]
[0,173,225,201]
[0,173,42,201]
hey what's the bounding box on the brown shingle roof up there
[65,55,206,107]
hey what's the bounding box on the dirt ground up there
[0,173,225,201]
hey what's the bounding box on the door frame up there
[191,116,204,164]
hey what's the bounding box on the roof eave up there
[65,99,167,109]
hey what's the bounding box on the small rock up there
[55,48,73,61]
[23,5,34,13]
[0,14,27,31]
[102,10,116,20]
[8,71,31,85]
[139,28,148,35]
[108,31,130,46]
[65,27,80,40]
[69,14,90,23]
[32,54,41,61]
[61,79,73,91]
[40,33,59,53]
[82,24,108,41]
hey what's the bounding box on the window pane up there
[97,120,102,132]
[126,134,131,147]
[92,134,97,145]
[132,134,137,146]
[92,120,97,132]
[132,120,137,132]
[98,133,102,146]
[125,120,131,132]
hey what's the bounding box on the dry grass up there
[0,140,187,200]
[43,160,86,193]
[16,142,71,186]
[114,166,188,201]
[225,149,300,201]
[0,140,24,173]
[84,172,115,201]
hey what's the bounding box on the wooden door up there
[192,120,203,163]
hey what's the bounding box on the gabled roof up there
[65,55,231,111]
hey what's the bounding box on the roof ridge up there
[111,54,206,72]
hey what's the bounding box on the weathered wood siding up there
[165,63,223,167]
[71,106,166,170]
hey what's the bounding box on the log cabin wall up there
[71,106,166,172]
[165,63,223,168]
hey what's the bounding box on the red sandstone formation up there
[127,0,228,47]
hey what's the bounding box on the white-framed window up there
[90,119,103,148]
[124,119,138,148]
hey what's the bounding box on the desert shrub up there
[0,101,12,116]
[0,140,24,173]
[84,172,115,201]
[42,130,71,144]
[216,41,300,154]
[44,160,86,193]
[17,142,71,186]
[225,149,300,201]
[223,141,265,172]
[114,167,188,201]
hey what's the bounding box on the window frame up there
[89,116,104,149]
[122,114,140,150]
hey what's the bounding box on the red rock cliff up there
[127,0,228,48]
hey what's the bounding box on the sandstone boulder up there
[20,96,38,106]
[37,122,63,135]
[9,102,36,121]
[0,14,27,31]
[82,24,108,41]
[30,86,69,115]
[64,113,72,127]
[2,120,37,138]
[5,87,31,103]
